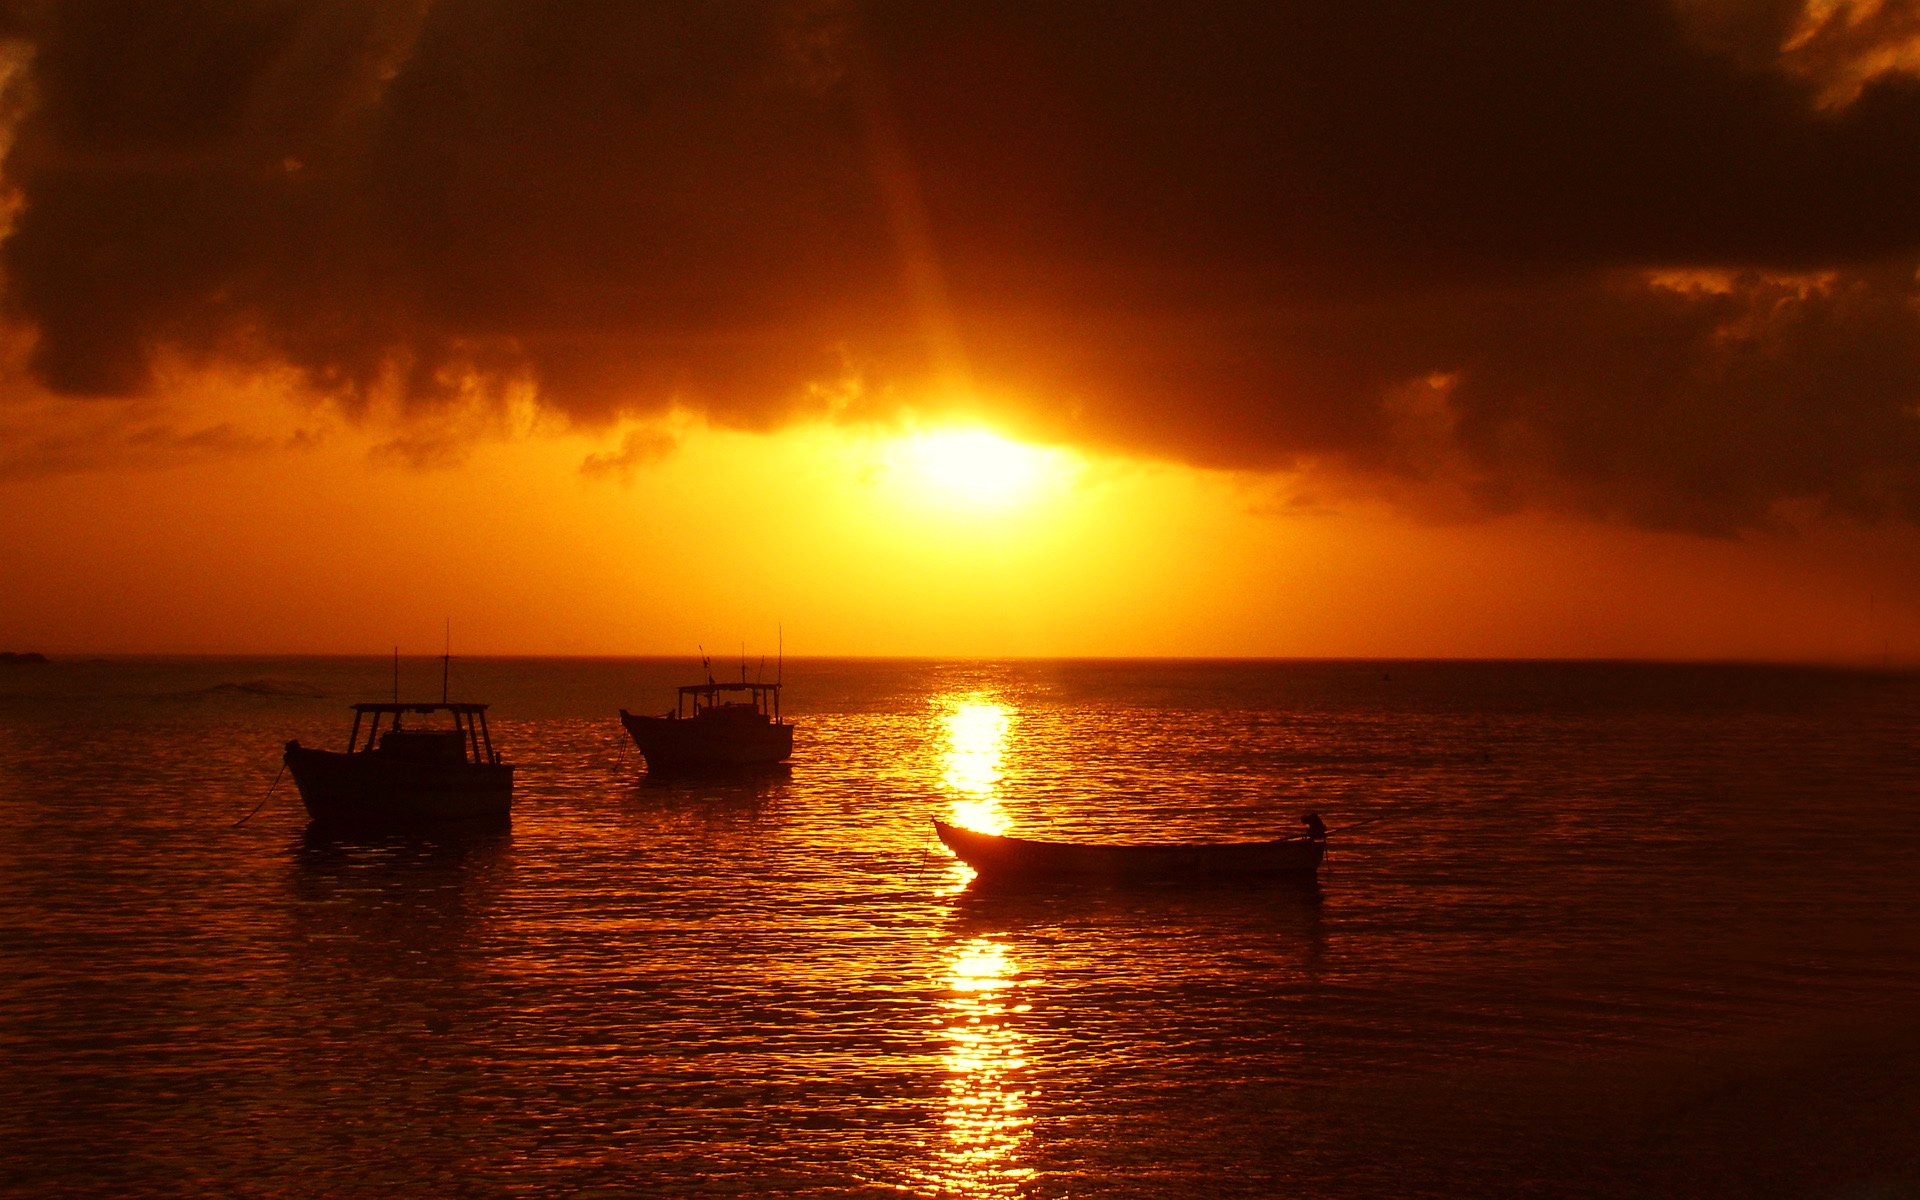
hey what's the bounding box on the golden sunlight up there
[16,407,1918,661]
[887,428,1068,511]
[940,698,1012,834]
[926,937,1033,1197]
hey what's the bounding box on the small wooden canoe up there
[933,818,1324,883]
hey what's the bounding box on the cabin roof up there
[351,701,490,714]
[676,682,781,697]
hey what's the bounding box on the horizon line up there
[8,650,1915,670]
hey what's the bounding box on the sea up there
[2,656,1918,1199]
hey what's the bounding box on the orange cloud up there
[2,2,1920,533]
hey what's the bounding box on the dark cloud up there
[3,0,1920,530]
[580,425,682,484]
[0,403,281,479]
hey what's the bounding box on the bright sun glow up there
[941,698,1011,834]
[889,428,1066,510]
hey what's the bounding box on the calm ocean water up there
[2,656,1918,1198]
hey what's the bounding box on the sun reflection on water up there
[927,937,1033,1197]
[940,698,1012,835]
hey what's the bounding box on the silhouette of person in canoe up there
[1302,812,1327,841]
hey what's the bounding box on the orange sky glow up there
[4,389,1916,661]
[4,3,1920,663]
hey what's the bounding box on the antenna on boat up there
[778,624,783,686]
[393,646,399,702]
[700,645,712,685]
[442,618,451,704]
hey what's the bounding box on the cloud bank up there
[3,0,1920,530]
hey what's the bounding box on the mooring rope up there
[231,762,286,829]
[1318,799,1452,837]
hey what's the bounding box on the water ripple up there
[2,659,1918,1197]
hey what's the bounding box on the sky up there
[2,0,1920,659]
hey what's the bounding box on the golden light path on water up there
[940,697,1012,835]
[8,661,1920,1198]
[923,692,1034,1195]
[929,937,1034,1198]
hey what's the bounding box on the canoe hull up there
[619,709,793,771]
[284,743,513,825]
[934,819,1323,883]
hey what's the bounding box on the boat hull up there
[619,710,793,771]
[284,743,513,825]
[934,819,1324,883]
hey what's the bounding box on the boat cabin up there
[671,681,782,723]
[345,702,502,766]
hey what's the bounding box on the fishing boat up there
[933,817,1325,883]
[619,680,793,772]
[283,702,513,825]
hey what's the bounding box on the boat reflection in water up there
[285,822,512,1042]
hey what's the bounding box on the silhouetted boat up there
[619,681,793,771]
[933,818,1325,883]
[283,702,513,825]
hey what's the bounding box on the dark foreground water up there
[2,657,1918,1198]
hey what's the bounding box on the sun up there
[889,428,1066,510]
